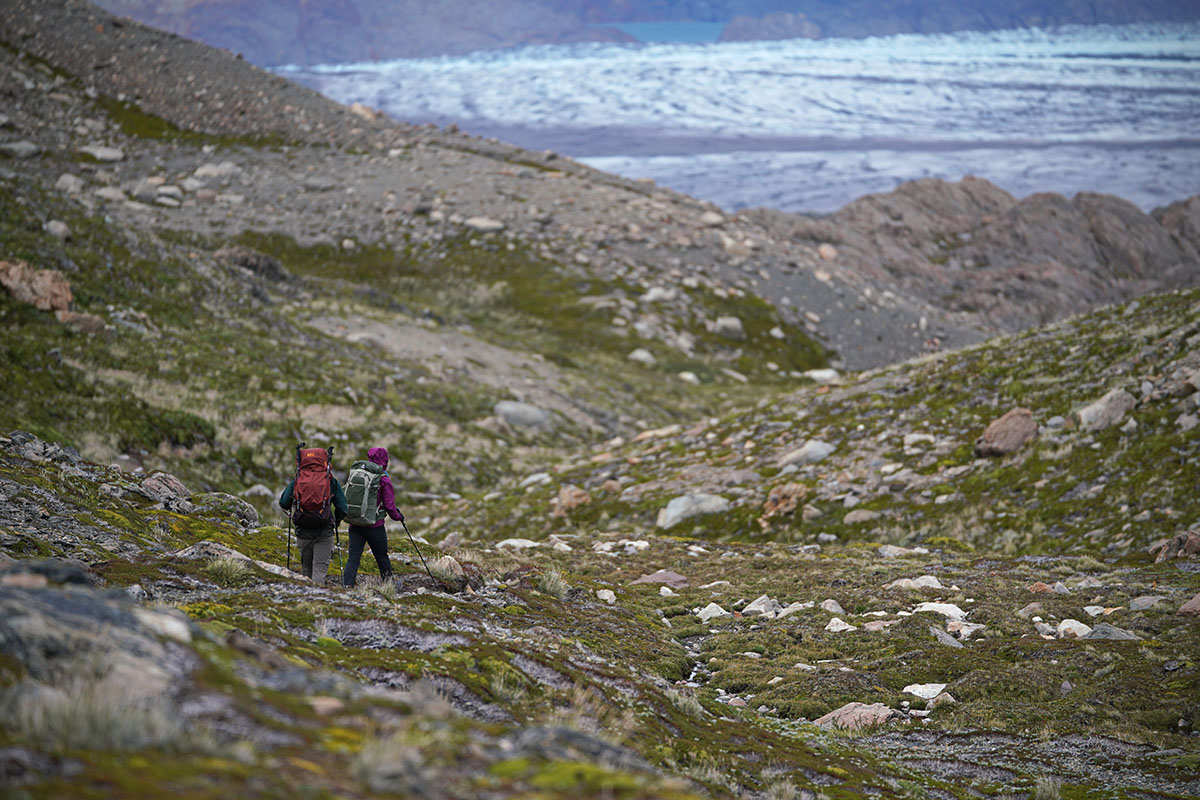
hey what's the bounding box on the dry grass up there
[203,555,254,585]
[665,687,706,719]
[546,685,635,745]
[537,568,568,599]
[352,725,433,796]
[1,676,201,753]
[1033,775,1062,800]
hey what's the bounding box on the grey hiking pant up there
[297,528,334,584]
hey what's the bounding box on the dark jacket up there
[280,476,348,532]
[360,446,403,529]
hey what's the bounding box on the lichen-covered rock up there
[1152,530,1200,562]
[194,492,259,527]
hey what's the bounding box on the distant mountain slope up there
[94,0,1200,65]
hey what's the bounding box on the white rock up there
[802,368,841,384]
[596,589,616,604]
[627,348,656,366]
[55,173,85,194]
[912,602,967,622]
[1057,619,1092,639]
[742,594,783,618]
[43,220,71,240]
[95,187,126,202]
[496,401,554,431]
[659,586,677,597]
[844,509,881,524]
[902,682,947,700]
[0,140,39,159]
[713,315,745,340]
[777,601,814,619]
[886,575,944,590]
[465,216,505,233]
[678,371,701,385]
[777,439,835,467]
[820,598,845,615]
[1083,605,1106,617]
[80,145,125,162]
[657,493,730,529]
[640,286,676,303]
[825,617,858,633]
[496,538,541,550]
[946,620,987,640]
[699,210,725,226]
[697,602,731,623]
[903,433,936,447]
[194,161,241,178]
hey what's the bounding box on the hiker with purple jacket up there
[340,446,403,587]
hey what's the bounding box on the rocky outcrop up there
[774,177,1200,332]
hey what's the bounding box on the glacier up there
[278,22,1200,213]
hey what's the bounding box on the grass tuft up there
[537,568,569,599]
[203,555,254,586]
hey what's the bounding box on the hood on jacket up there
[367,447,389,470]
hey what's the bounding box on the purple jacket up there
[366,446,403,528]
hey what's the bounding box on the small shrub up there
[537,568,568,599]
[203,555,253,586]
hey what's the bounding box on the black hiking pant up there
[343,524,393,587]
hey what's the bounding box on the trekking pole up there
[401,519,435,581]
[286,512,293,572]
[335,522,343,581]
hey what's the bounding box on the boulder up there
[902,682,947,700]
[713,315,745,340]
[1177,592,1200,616]
[0,260,73,311]
[430,556,467,592]
[0,140,39,158]
[44,220,71,240]
[824,617,857,632]
[56,310,105,334]
[55,173,85,194]
[1128,595,1166,611]
[464,216,505,233]
[1083,622,1139,641]
[913,602,967,622]
[494,401,554,432]
[1076,388,1136,432]
[975,407,1037,457]
[656,493,729,529]
[596,589,616,604]
[193,492,259,526]
[813,702,901,732]
[627,348,656,366]
[1152,530,1200,562]
[496,538,541,550]
[777,439,835,467]
[630,570,689,589]
[697,603,731,623]
[1057,619,1092,639]
[139,472,191,508]
[929,625,964,648]
[886,575,943,590]
[742,594,783,618]
[79,145,125,162]
[171,541,289,578]
[844,509,880,524]
[819,598,845,615]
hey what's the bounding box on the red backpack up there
[292,447,333,528]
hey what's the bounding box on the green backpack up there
[343,460,386,526]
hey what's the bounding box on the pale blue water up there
[280,22,1200,213]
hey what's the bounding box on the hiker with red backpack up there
[279,445,348,585]
[340,446,404,588]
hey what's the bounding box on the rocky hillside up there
[91,1,1200,64]
[1,2,1199,797]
